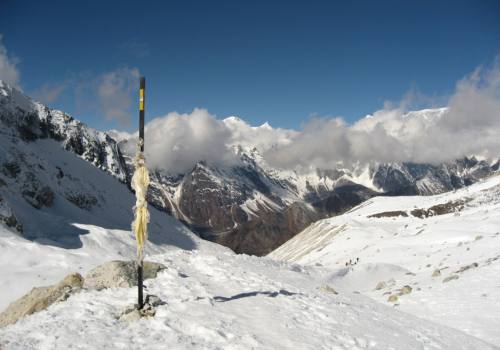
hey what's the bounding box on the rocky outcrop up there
[432,269,441,277]
[0,195,23,233]
[177,163,250,233]
[388,294,399,303]
[456,262,478,274]
[0,81,128,182]
[0,273,83,327]
[65,192,98,210]
[83,261,166,290]
[369,211,408,218]
[119,294,164,323]
[0,260,168,327]
[217,201,322,256]
[399,285,412,295]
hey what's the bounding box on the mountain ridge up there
[1,80,497,255]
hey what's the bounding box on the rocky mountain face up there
[1,80,497,255]
[0,82,127,182]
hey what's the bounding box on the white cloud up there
[0,36,138,128]
[33,82,69,104]
[0,35,20,89]
[97,67,140,126]
[223,116,297,150]
[124,109,237,174]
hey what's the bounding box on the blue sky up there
[0,0,499,132]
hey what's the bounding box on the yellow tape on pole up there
[139,88,144,111]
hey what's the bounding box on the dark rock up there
[218,201,322,256]
[369,211,408,218]
[2,161,21,178]
[65,193,98,210]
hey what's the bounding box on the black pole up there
[138,264,144,309]
[139,77,145,152]
[138,76,145,310]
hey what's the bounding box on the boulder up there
[84,260,166,290]
[119,294,164,323]
[374,281,387,290]
[456,262,478,274]
[119,308,142,323]
[319,285,338,295]
[398,285,412,295]
[387,294,399,303]
[0,273,83,327]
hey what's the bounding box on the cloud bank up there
[124,109,237,174]
[132,60,500,174]
[265,61,500,169]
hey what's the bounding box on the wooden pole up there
[138,76,145,309]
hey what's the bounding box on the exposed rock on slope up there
[0,273,83,327]
[84,260,166,290]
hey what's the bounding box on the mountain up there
[1,80,498,257]
[269,173,500,346]
[0,80,498,349]
[138,129,498,256]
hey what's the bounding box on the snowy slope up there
[270,174,500,346]
[0,135,199,311]
[0,236,496,350]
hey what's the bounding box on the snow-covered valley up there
[0,222,497,349]
[270,174,500,347]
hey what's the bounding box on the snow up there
[348,165,380,192]
[0,134,198,311]
[240,190,284,217]
[0,235,496,349]
[270,174,500,347]
[107,129,133,142]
